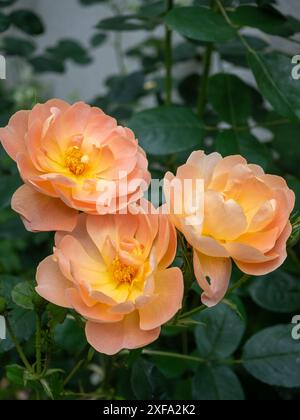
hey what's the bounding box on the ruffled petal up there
[12,184,78,232]
[85,311,160,355]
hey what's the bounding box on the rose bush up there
[1,0,300,402]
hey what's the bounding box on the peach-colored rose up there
[164,151,295,307]
[0,99,150,232]
[36,201,183,355]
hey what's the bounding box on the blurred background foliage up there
[1,0,300,401]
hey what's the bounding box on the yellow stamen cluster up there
[65,146,89,176]
[111,257,137,285]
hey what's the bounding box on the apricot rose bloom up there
[0,99,150,232]
[164,151,295,308]
[36,201,184,355]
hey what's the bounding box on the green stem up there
[165,0,174,105]
[64,359,85,387]
[178,303,207,321]
[63,344,92,386]
[6,318,33,372]
[197,43,213,117]
[196,0,217,117]
[110,0,127,74]
[227,274,251,295]
[35,315,42,376]
[142,349,243,366]
[143,349,206,363]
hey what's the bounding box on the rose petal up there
[66,288,123,322]
[139,268,184,330]
[36,256,72,308]
[12,184,78,232]
[85,311,160,355]
[0,110,29,160]
[193,251,232,307]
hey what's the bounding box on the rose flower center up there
[111,257,137,285]
[65,146,89,176]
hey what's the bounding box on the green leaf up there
[0,0,17,7]
[12,281,36,310]
[0,174,21,209]
[0,307,35,353]
[10,10,44,35]
[242,324,300,388]
[139,0,167,17]
[96,15,157,31]
[194,0,236,5]
[173,41,198,62]
[1,36,36,57]
[30,55,65,73]
[271,123,300,177]
[106,72,145,105]
[193,366,245,400]
[151,355,187,379]
[0,11,10,32]
[131,359,154,400]
[10,308,36,341]
[248,271,300,313]
[54,318,86,353]
[208,74,260,125]
[248,52,300,121]
[79,0,108,4]
[229,6,293,36]
[5,364,25,387]
[194,303,246,359]
[90,32,107,48]
[128,105,204,155]
[47,304,68,329]
[216,130,270,169]
[218,36,268,68]
[0,275,20,305]
[46,40,92,65]
[165,7,236,43]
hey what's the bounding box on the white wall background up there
[9,0,300,101]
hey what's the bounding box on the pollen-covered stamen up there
[65,146,89,176]
[111,257,137,285]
